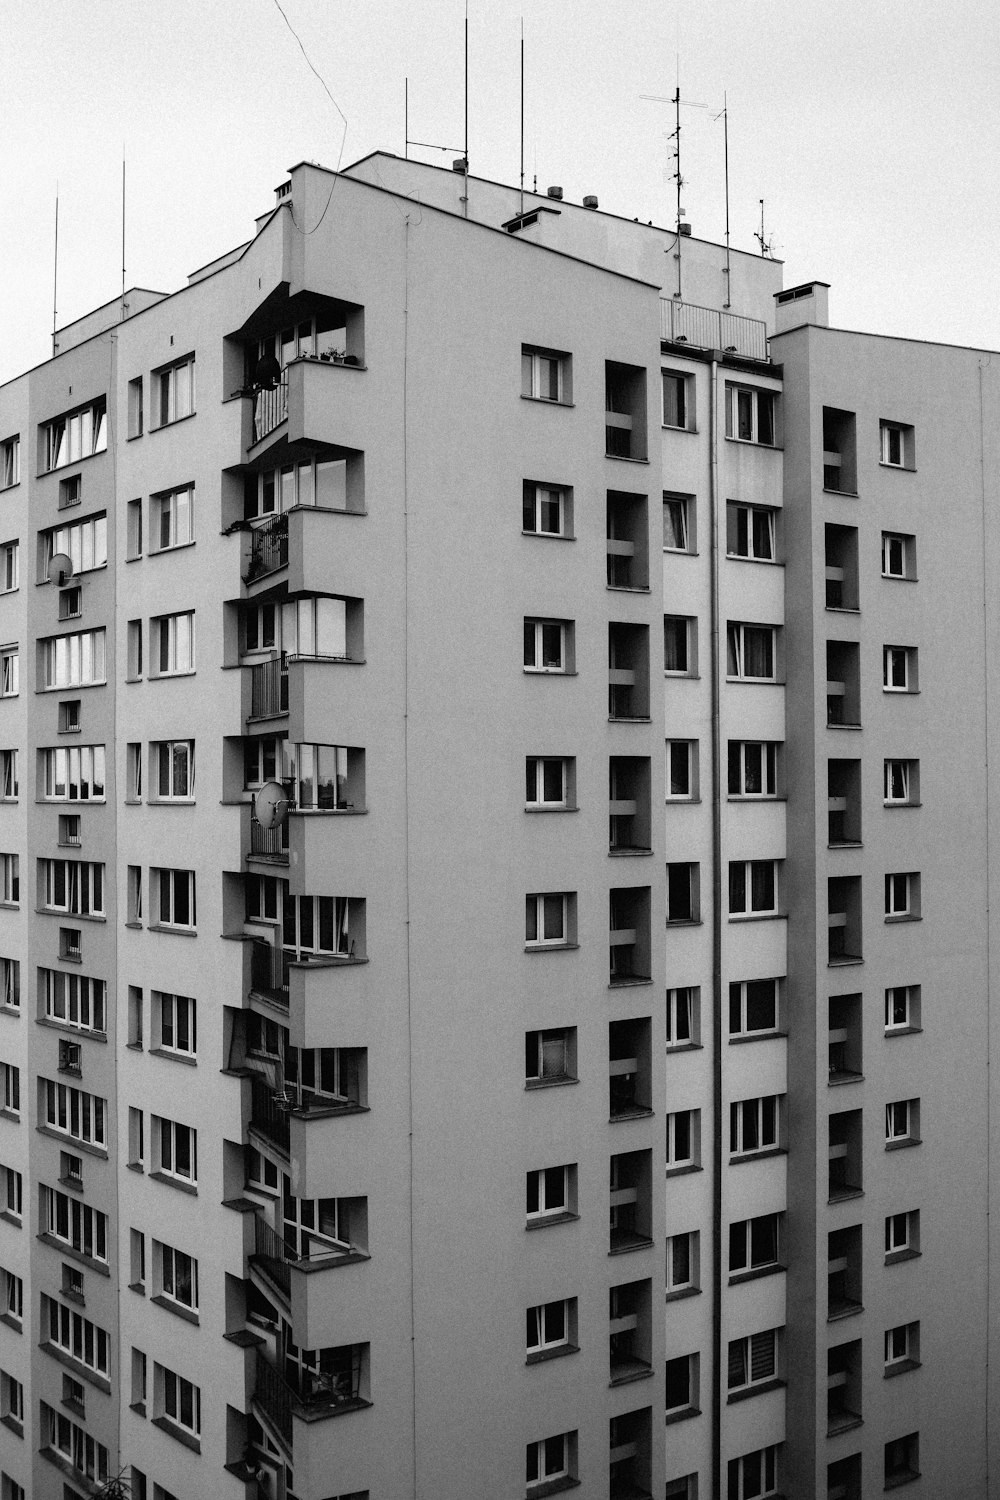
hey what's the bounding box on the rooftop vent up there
[275,181,292,203]
[547,185,563,200]
[679,222,692,237]
[452,157,468,173]
[583,195,598,209]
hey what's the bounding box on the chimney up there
[774,281,830,332]
[583,195,598,209]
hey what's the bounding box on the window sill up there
[609,1105,654,1123]
[36,1016,107,1043]
[727,794,784,803]
[38,1340,111,1393]
[827,721,862,731]
[884,1359,921,1379]
[885,1025,922,1039]
[829,1071,864,1087]
[884,1471,921,1490]
[665,1162,702,1179]
[666,1041,703,1054]
[665,918,702,929]
[0,1414,22,1438]
[149,670,197,681]
[728,1262,785,1286]
[525,1211,579,1232]
[526,1477,581,1498]
[725,677,781,687]
[608,715,652,724]
[149,1046,197,1067]
[608,1233,654,1256]
[884,801,922,809]
[525,1342,579,1366]
[524,942,579,954]
[828,955,864,968]
[664,671,700,681]
[665,1285,700,1304]
[828,1187,864,1204]
[36,1232,111,1276]
[608,975,653,989]
[36,909,106,924]
[724,438,782,452]
[525,1076,579,1092]
[151,1414,201,1453]
[884,914,921,926]
[148,1170,197,1195]
[882,574,918,584]
[885,1248,920,1267]
[827,1301,864,1322]
[150,1292,199,1325]
[882,689,919,697]
[823,486,859,497]
[729,1031,786,1046]
[0,1211,21,1227]
[607,584,651,594]
[521,530,575,541]
[728,911,785,924]
[520,395,574,408]
[663,546,697,557]
[147,798,196,807]
[38,680,107,694]
[149,540,196,559]
[36,1126,107,1158]
[664,1405,700,1427]
[726,553,782,567]
[827,1412,863,1437]
[608,847,653,858]
[524,669,576,677]
[826,605,860,614]
[0,1311,21,1333]
[666,796,701,805]
[727,1377,784,1404]
[525,805,577,814]
[147,924,198,937]
[149,410,197,434]
[604,454,649,465]
[885,1137,921,1152]
[661,422,698,435]
[729,1146,785,1165]
[878,461,916,473]
[829,840,863,850]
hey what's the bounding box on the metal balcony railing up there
[250,1074,291,1153]
[253,376,289,443]
[253,1348,293,1446]
[252,1216,291,1298]
[250,941,290,1006]
[249,656,289,719]
[250,816,289,860]
[246,514,289,583]
[660,298,769,361]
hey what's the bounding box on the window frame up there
[525,892,571,949]
[728,860,780,918]
[154,356,196,429]
[0,542,17,595]
[663,615,696,676]
[666,861,699,924]
[523,618,570,674]
[666,1109,699,1171]
[662,491,692,552]
[884,759,917,805]
[661,369,693,430]
[150,741,195,802]
[726,384,777,446]
[726,501,776,562]
[728,741,778,798]
[522,481,570,538]
[0,649,16,699]
[885,1098,919,1147]
[153,868,197,932]
[153,991,197,1059]
[730,1096,780,1158]
[882,530,915,579]
[884,984,920,1034]
[151,612,195,678]
[664,1352,699,1417]
[665,1231,698,1295]
[41,629,106,690]
[885,872,919,921]
[879,421,912,469]
[883,645,916,693]
[525,757,570,810]
[154,1240,199,1315]
[525,1027,575,1086]
[885,1210,918,1260]
[151,485,195,553]
[156,1362,202,1442]
[728,977,779,1039]
[41,398,108,473]
[526,1164,573,1224]
[521,346,570,405]
[666,985,698,1049]
[727,1446,779,1500]
[152,1115,197,1187]
[665,739,696,800]
[727,1327,780,1396]
[0,437,19,491]
[729,1213,781,1277]
[726,622,777,682]
[526,1432,573,1492]
[525,1297,574,1359]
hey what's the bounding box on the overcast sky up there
[2,0,998,385]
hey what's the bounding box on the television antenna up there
[404,8,470,215]
[755,197,777,258]
[640,84,713,300]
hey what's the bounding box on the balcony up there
[252,1345,368,1449]
[249,656,289,721]
[660,298,768,361]
[253,376,289,444]
[245,513,289,584]
[250,940,289,1007]
[251,1214,366,1304]
[250,1074,291,1154]
[250,813,289,863]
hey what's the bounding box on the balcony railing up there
[250,1074,291,1153]
[660,298,768,361]
[250,940,290,1006]
[249,655,289,719]
[246,514,289,583]
[250,816,289,861]
[252,1216,291,1298]
[253,1344,364,1446]
[253,1348,293,1447]
[253,376,289,443]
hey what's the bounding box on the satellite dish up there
[254,354,282,390]
[47,552,75,587]
[254,780,291,830]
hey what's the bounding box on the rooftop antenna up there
[404,77,408,158]
[755,197,775,258]
[120,151,127,323]
[519,17,525,215]
[462,2,469,215]
[640,76,711,301]
[713,94,731,307]
[52,185,59,354]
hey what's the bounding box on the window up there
[885,1210,919,1261]
[524,618,570,673]
[0,1066,17,1117]
[40,746,106,802]
[730,1096,780,1156]
[152,992,197,1058]
[0,858,16,906]
[885,1099,920,1147]
[884,759,919,805]
[151,612,195,676]
[526,1298,575,1359]
[127,865,142,926]
[884,1323,919,1375]
[665,1353,698,1417]
[58,474,81,508]
[883,645,917,693]
[729,978,779,1038]
[155,356,196,427]
[728,861,779,918]
[666,1109,698,1170]
[665,740,696,800]
[0,1372,23,1431]
[0,1268,22,1326]
[41,860,104,916]
[666,986,698,1048]
[42,398,108,471]
[42,1079,106,1148]
[152,1116,197,1186]
[42,1296,109,1379]
[727,622,776,680]
[0,544,16,595]
[41,629,106,689]
[666,862,698,923]
[1,1167,21,1220]
[0,438,18,490]
[154,1241,199,1313]
[726,385,776,445]
[525,893,571,948]
[665,1232,698,1295]
[664,500,698,567]
[728,1447,779,1500]
[59,699,81,733]
[525,757,570,809]
[664,615,696,675]
[151,485,194,551]
[885,873,919,921]
[155,1363,201,1443]
[0,960,17,1013]
[0,753,16,803]
[730,1215,781,1277]
[525,1028,575,1085]
[727,1329,779,1395]
[127,376,144,438]
[665,1479,698,1500]
[728,741,777,797]
[0,649,17,698]
[521,346,570,403]
[41,1186,108,1263]
[884,1434,919,1487]
[41,1402,109,1482]
[879,421,913,469]
[522,481,570,537]
[726,502,775,561]
[42,514,107,577]
[150,741,195,800]
[127,620,143,680]
[128,1108,145,1170]
[526,1433,574,1492]
[526,1164,574,1223]
[885,985,920,1033]
[882,531,915,579]
[662,370,692,429]
[0,1478,24,1500]
[153,868,196,930]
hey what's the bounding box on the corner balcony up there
[246,355,369,467]
[252,1344,370,1454]
[242,505,368,603]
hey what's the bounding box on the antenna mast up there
[462,4,469,215]
[722,95,731,306]
[519,18,525,215]
[755,198,773,258]
[405,77,408,158]
[52,186,59,353]
[121,152,127,323]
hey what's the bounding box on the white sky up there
[2,0,999,385]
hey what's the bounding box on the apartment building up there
[0,150,995,1500]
